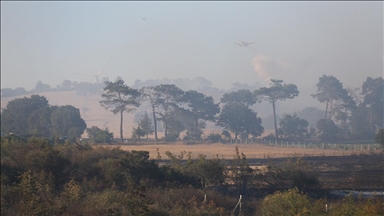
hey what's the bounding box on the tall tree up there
[140,86,160,141]
[255,79,299,139]
[153,84,184,141]
[361,77,383,132]
[311,75,348,120]
[182,90,220,140]
[100,79,141,142]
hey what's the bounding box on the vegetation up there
[2,74,382,144]
[218,90,264,140]
[375,129,384,148]
[182,90,220,140]
[1,137,383,215]
[99,78,141,142]
[153,84,185,141]
[86,126,114,144]
[278,114,309,140]
[255,79,299,139]
[1,95,86,139]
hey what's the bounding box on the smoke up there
[251,54,290,84]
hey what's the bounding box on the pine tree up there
[138,111,154,140]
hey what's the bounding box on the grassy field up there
[98,143,380,159]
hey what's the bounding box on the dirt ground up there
[98,143,378,159]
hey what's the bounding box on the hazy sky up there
[1,1,383,92]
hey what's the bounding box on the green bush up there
[328,194,384,216]
[261,188,323,216]
[86,126,114,144]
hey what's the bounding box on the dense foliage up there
[1,95,86,139]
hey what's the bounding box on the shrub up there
[207,133,222,143]
[328,194,384,216]
[86,126,114,144]
[261,188,324,216]
[261,157,321,192]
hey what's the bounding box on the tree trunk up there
[329,100,333,119]
[194,115,198,139]
[120,109,123,143]
[164,99,169,141]
[324,100,329,119]
[151,103,158,141]
[272,100,279,139]
[370,104,374,132]
[165,120,168,141]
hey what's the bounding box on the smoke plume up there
[251,54,290,84]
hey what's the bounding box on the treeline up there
[1,136,383,215]
[101,75,383,144]
[1,80,104,98]
[0,77,224,99]
[1,75,383,145]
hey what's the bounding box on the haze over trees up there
[182,90,220,140]
[1,95,86,139]
[217,90,264,140]
[100,78,141,142]
[278,114,309,140]
[152,84,185,141]
[1,74,382,143]
[255,79,299,139]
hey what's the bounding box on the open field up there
[98,143,384,190]
[99,143,381,159]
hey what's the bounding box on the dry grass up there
[98,143,376,159]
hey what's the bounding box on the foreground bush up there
[328,194,384,216]
[261,188,384,216]
[261,188,325,216]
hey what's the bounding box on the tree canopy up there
[182,90,220,140]
[278,114,309,140]
[255,79,299,139]
[100,79,141,142]
[153,84,185,141]
[217,102,264,140]
[1,95,86,139]
[311,75,348,120]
